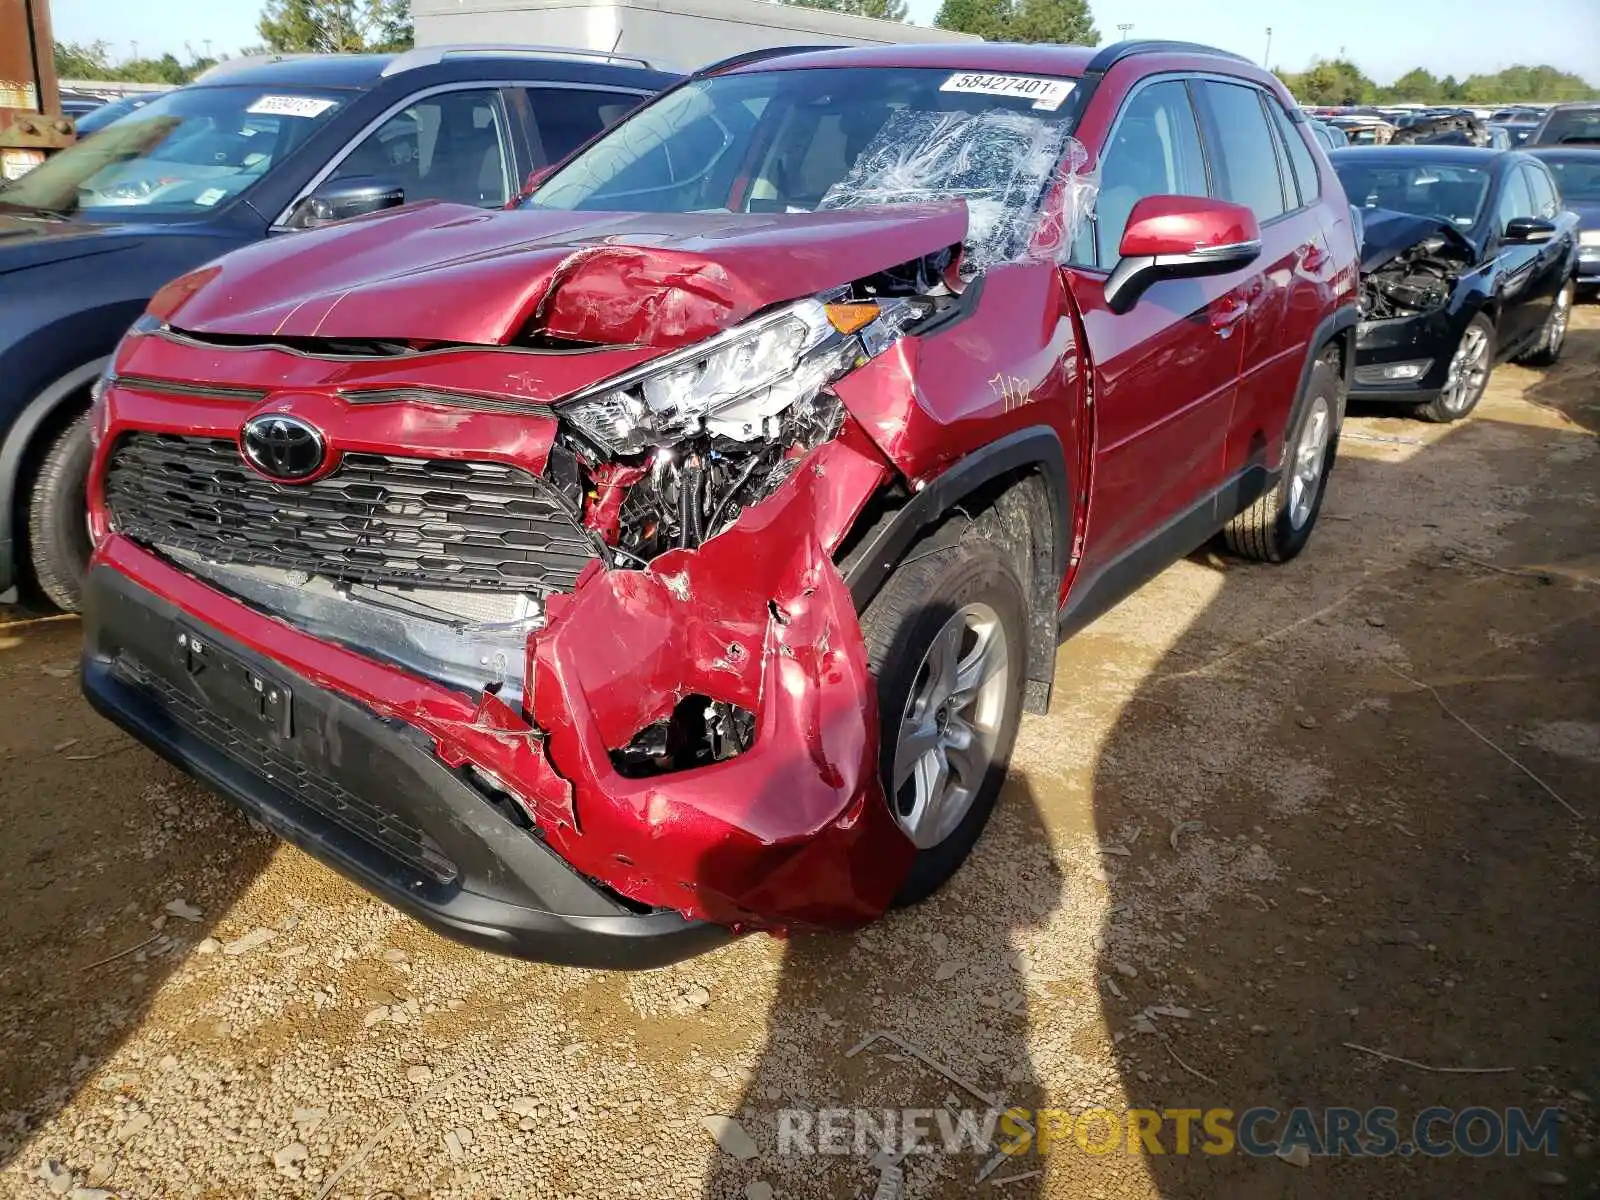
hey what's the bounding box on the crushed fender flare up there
[522,425,918,929]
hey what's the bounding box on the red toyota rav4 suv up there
[81,41,1358,967]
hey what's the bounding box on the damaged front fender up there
[515,426,914,929]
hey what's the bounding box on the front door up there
[1063,77,1248,579]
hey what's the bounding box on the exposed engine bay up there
[558,262,949,564]
[1356,208,1478,320]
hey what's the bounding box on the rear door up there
[1198,80,1336,490]
[1062,76,1245,578]
[1521,160,1573,325]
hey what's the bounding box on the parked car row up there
[0,40,1587,968]
[0,46,680,611]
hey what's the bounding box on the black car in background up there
[0,47,678,610]
[1528,102,1600,147]
[1530,148,1600,292]
[1331,146,1578,421]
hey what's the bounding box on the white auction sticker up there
[246,94,338,119]
[940,72,1076,111]
[194,187,227,207]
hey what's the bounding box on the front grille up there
[117,659,458,884]
[106,434,598,593]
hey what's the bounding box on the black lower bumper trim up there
[81,565,732,969]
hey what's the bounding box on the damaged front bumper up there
[83,421,916,963]
[82,564,732,968]
[1350,310,1462,402]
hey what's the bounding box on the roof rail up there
[380,44,663,77]
[693,45,840,78]
[1084,39,1253,76]
[194,52,339,82]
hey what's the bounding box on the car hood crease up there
[156,200,971,348]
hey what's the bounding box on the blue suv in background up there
[0,47,678,610]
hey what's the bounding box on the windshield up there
[1535,108,1600,146]
[1540,154,1600,203]
[0,84,346,216]
[1334,160,1492,228]
[530,66,1088,266]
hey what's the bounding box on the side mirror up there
[1105,195,1263,314]
[1503,215,1556,244]
[284,177,405,230]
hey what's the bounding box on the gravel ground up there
[1,311,1597,1200]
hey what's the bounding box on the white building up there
[413,0,979,73]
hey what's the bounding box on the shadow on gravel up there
[1091,405,1600,1197]
[0,612,271,1172]
[700,776,1060,1200]
[1525,326,1600,435]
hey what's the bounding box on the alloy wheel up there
[1288,396,1332,531]
[1548,285,1572,356]
[1440,324,1491,414]
[891,603,1011,850]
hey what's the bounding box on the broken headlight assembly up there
[559,297,923,456]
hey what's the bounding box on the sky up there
[51,0,1600,86]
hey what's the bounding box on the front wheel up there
[859,540,1027,906]
[1416,313,1494,423]
[1517,280,1573,367]
[24,414,94,612]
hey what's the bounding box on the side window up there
[1267,99,1320,207]
[1524,165,1560,219]
[325,89,511,208]
[1089,79,1209,268]
[525,88,642,166]
[1495,167,1534,230]
[1198,81,1289,222]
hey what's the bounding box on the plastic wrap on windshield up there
[818,109,1099,273]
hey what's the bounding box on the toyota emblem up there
[241,414,326,482]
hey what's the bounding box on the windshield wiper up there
[0,199,68,222]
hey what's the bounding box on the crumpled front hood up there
[153,201,969,350]
[1358,207,1478,272]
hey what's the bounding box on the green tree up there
[1384,67,1439,103]
[367,0,415,51]
[1278,58,1377,106]
[933,0,1011,39]
[54,38,216,84]
[935,0,1098,45]
[1009,0,1098,45]
[54,40,113,78]
[257,0,414,52]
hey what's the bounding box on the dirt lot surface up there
[2,312,1597,1200]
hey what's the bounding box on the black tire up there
[1221,346,1343,564]
[24,413,93,613]
[1517,279,1574,367]
[859,538,1028,906]
[1414,313,1495,423]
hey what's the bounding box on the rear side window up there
[1523,164,1560,219]
[1089,79,1209,267]
[525,88,643,166]
[1267,100,1320,207]
[1198,81,1288,221]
